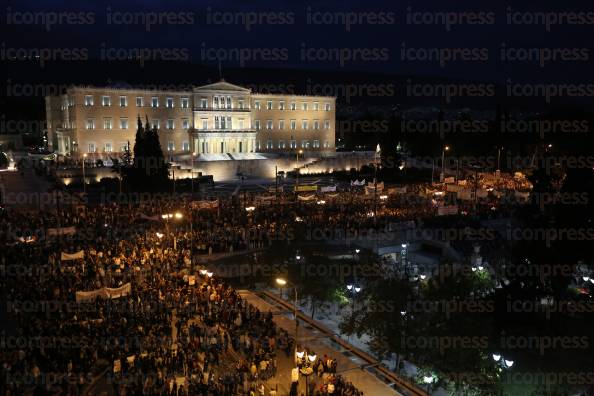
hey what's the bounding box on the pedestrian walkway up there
[238,290,402,396]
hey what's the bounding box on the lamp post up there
[276,278,298,366]
[440,145,450,182]
[82,153,87,193]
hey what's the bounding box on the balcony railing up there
[193,107,251,112]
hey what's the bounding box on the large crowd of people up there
[1,193,385,395]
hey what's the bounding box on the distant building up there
[45,80,336,160]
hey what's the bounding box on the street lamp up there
[174,212,183,219]
[440,145,450,182]
[82,153,87,193]
[276,277,299,366]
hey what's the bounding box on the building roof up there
[194,80,251,93]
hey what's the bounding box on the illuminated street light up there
[307,353,316,363]
[316,200,326,205]
[295,255,301,260]
[206,271,213,278]
[354,286,361,293]
[276,278,288,286]
[492,354,501,362]
[346,284,353,291]
[379,194,388,200]
[245,206,255,212]
[504,360,514,368]
[174,212,183,219]
[199,269,207,276]
[296,350,305,359]
[355,249,360,254]
[583,276,590,282]
[155,232,163,239]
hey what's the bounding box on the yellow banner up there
[294,185,318,192]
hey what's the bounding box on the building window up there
[201,98,207,109]
[301,140,310,148]
[104,142,113,153]
[87,143,96,153]
[136,97,143,107]
[220,116,226,129]
[167,119,175,130]
[302,120,308,130]
[151,119,159,129]
[119,96,127,107]
[278,140,285,149]
[151,97,159,107]
[238,99,244,109]
[86,119,95,130]
[103,118,112,130]
[254,101,261,110]
[226,96,232,109]
[313,140,320,148]
[182,119,189,129]
[302,102,308,111]
[279,120,285,130]
[84,95,94,106]
[325,103,331,111]
[267,101,273,110]
[313,102,319,111]
[120,118,128,130]
[166,97,174,108]
[266,140,273,149]
[314,120,320,130]
[324,140,330,148]
[181,97,189,108]
[266,120,273,130]
[324,120,330,129]
[202,119,208,129]
[182,141,190,151]
[290,140,296,149]
[167,141,175,151]
[279,101,285,110]
[120,142,128,152]
[254,120,261,130]
[227,116,232,129]
[215,116,220,129]
[290,120,296,130]
[214,97,219,109]
[290,102,296,110]
[256,140,261,150]
[102,96,111,106]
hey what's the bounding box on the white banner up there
[437,205,459,216]
[76,283,131,302]
[298,194,316,201]
[350,179,365,186]
[61,250,84,261]
[139,214,160,221]
[191,200,219,209]
[47,226,76,236]
[444,177,455,184]
[321,185,336,192]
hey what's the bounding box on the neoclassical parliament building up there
[45,81,336,162]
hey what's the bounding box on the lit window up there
[227,116,232,129]
[267,101,272,110]
[279,101,285,110]
[84,95,94,106]
[166,97,174,108]
[182,119,189,129]
[290,140,296,149]
[167,141,175,151]
[214,97,219,109]
[103,118,112,130]
[226,96,232,109]
[87,143,96,153]
[324,140,330,148]
[302,120,308,130]
[181,97,189,108]
[102,96,111,106]
[290,120,296,130]
[86,119,95,130]
[314,120,320,130]
[313,102,319,111]
[136,97,143,107]
[104,142,112,152]
[278,140,285,149]
[120,142,128,152]
[120,118,128,129]
[290,102,296,110]
[255,120,261,130]
[215,116,220,129]
[182,141,190,151]
[266,140,273,149]
[151,97,159,107]
[254,101,261,110]
[302,102,308,111]
[119,96,127,107]
[266,120,273,130]
[167,119,175,130]
[201,98,207,109]
[313,140,320,148]
[301,140,310,148]
[324,120,330,129]
[279,120,285,130]
[325,103,331,111]
[151,119,159,129]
